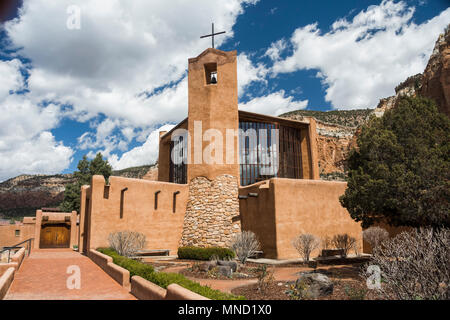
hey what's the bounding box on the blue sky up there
[0,0,448,181]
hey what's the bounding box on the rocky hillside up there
[0,164,157,220]
[281,25,449,181]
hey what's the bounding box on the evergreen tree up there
[60,153,112,213]
[340,96,450,228]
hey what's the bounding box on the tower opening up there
[204,63,218,85]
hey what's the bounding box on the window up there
[204,63,217,85]
[15,230,20,237]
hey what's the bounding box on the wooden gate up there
[39,223,70,248]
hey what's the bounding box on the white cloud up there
[5,0,260,126]
[108,124,175,170]
[0,92,73,181]
[265,39,287,61]
[270,0,450,109]
[239,90,308,116]
[237,53,268,97]
[0,0,261,179]
[0,59,24,100]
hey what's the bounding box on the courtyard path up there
[5,249,135,300]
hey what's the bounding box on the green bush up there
[177,246,235,261]
[97,247,243,300]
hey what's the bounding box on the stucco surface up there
[240,178,363,259]
[82,175,188,255]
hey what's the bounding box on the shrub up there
[292,233,320,262]
[177,246,235,261]
[332,234,357,258]
[364,227,449,300]
[230,231,261,264]
[98,248,243,300]
[108,231,146,257]
[97,247,154,278]
[255,265,274,294]
[363,227,389,250]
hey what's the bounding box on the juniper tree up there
[340,96,450,228]
[60,153,112,213]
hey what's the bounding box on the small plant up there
[108,231,146,257]
[344,284,367,300]
[255,265,274,294]
[363,226,389,250]
[292,233,320,262]
[230,231,261,264]
[286,280,309,300]
[332,234,356,258]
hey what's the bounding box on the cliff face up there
[0,165,157,219]
[0,174,75,219]
[420,26,450,117]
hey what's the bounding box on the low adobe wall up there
[0,247,26,273]
[0,267,15,300]
[0,222,35,249]
[239,178,363,259]
[89,250,209,300]
[82,176,188,255]
[88,249,130,288]
[131,276,209,300]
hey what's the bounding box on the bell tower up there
[186,48,240,181]
[180,48,241,248]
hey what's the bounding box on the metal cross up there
[200,23,226,49]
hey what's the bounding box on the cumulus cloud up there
[269,0,450,109]
[108,124,175,170]
[237,53,268,97]
[0,90,73,181]
[0,0,261,179]
[239,90,308,116]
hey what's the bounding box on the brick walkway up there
[5,249,135,300]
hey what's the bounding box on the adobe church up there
[73,47,363,259]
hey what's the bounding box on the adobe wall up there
[239,181,277,258]
[239,178,363,259]
[0,220,35,248]
[180,174,241,247]
[83,175,188,255]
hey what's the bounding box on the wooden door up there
[40,224,70,248]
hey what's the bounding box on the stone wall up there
[180,175,241,248]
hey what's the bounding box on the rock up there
[199,261,217,272]
[217,260,238,272]
[217,265,233,277]
[295,273,333,298]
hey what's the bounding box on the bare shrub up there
[322,236,332,250]
[332,234,356,258]
[230,231,261,264]
[365,228,449,300]
[292,234,320,262]
[108,231,146,257]
[363,227,389,250]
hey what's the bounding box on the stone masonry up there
[180,174,241,247]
